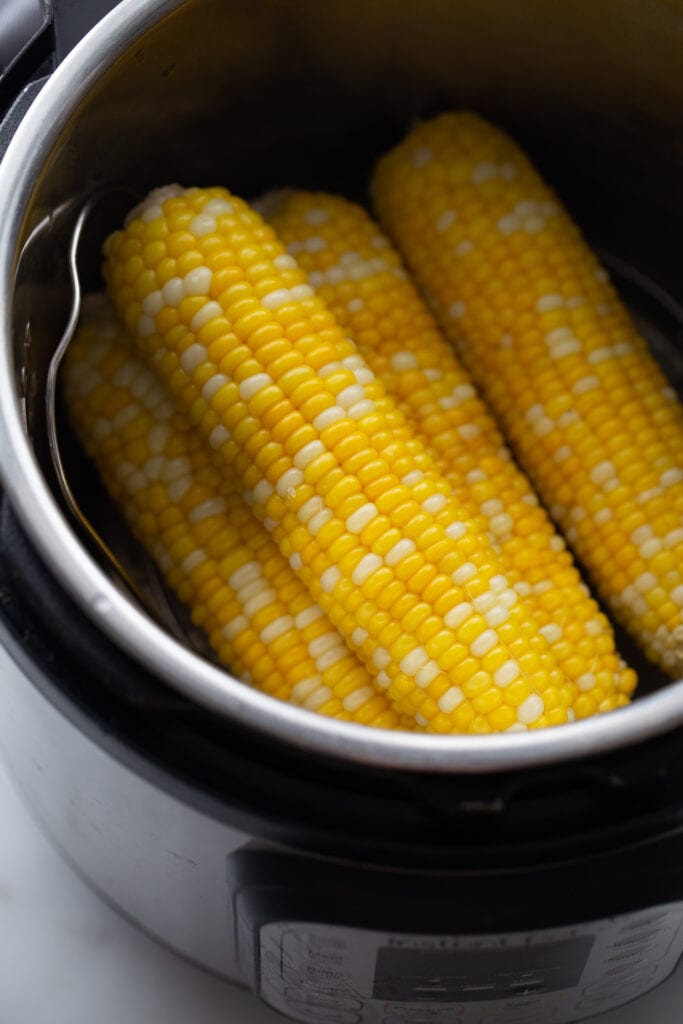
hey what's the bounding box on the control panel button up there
[577,978,649,1013]
[608,936,659,953]
[301,975,352,996]
[303,980,355,996]
[507,981,546,996]
[280,940,355,995]
[284,988,363,1011]
[604,965,658,986]
[612,930,661,948]
[604,960,657,978]
[605,946,657,965]
[618,912,671,933]
[305,950,346,966]
[581,966,657,998]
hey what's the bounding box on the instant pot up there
[1,2,683,1022]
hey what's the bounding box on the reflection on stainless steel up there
[45,186,204,648]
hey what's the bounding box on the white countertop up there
[0,760,281,1024]
[1,757,681,1024]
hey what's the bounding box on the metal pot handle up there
[0,2,125,156]
[0,0,52,160]
[0,0,51,81]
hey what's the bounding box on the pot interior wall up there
[10,0,683,699]
[21,0,683,255]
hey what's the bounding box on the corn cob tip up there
[125,184,186,226]
[374,110,517,178]
[251,188,293,220]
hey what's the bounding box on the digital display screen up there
[373,936,594,1002]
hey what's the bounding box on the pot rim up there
[0,0,682,775]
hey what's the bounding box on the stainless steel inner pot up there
[1,0,682,773]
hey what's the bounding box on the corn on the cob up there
[64,297,402,728]
[101,184,604,734]
[264,190,636,709]
[372,111,683,676]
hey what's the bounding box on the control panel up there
[257,902,683,1023]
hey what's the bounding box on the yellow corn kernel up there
[264,189,636,702]
[372,111,683,678]
[102,184,593,733]
[64,297,401,728]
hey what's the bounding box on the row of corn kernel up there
[103,185,616,732]
[372,111,683,677]
[109,186,581,729]
[263,189,636,710]
[64,297,402,728]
